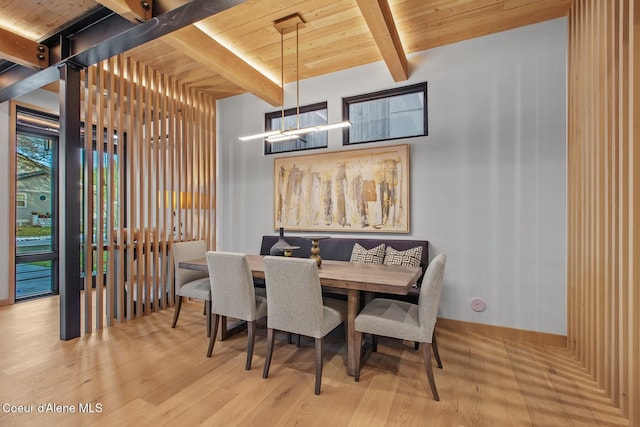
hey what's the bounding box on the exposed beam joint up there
[356,0,408,82]
[0,28,49,69]
[0,0,245,102]
[164,26,282,106]
[96,0,153,23]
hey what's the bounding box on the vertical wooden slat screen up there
[126,56,136,320]
[567,0,639,424]
[78,55,216,330]
[83,66,94,332]
[608,0,619,405]
[106,57,116,326]
[155,71,163,310]
[187,85,193,240]
[168,75,176,307]
[143,64,152,314]
[116,54,126,322]
[95,63,105,329]
[135,59,144,318]
[631,1,640,421]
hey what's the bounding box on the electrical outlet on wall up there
[471,297,486,312]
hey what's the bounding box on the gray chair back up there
[173,240,208,291]
[418,254,447,341]
[263,256,324,338]
[206,251,261,321]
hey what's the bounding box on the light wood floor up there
[0,296,629,427]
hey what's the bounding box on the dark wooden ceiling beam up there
[356,0,408,82]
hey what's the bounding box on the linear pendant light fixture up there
[239,13,350,143]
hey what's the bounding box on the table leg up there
[218,316,227,341]
[346,289,359,376]
[218,315,247,341]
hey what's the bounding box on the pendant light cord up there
[296,22,300,130]
[280,28,284,132]
[279,21,301,131]
[239,14,350,143]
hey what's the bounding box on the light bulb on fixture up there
[239,13,350,143]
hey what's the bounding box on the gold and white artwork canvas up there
[274,144,409,232]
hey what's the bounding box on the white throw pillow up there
[383,246,423,267]
[350,243,385,264]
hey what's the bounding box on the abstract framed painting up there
[273,144,409,232]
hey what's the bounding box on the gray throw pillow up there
[350,243,385,264]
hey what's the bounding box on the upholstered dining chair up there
[206,251,268,370]
[354,254,446,401]
[172,240,212,336]
[262,256,347,395]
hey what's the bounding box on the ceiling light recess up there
[239,13,350,143]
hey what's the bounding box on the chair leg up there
[372,334,378,352]
[314,337,323,395]
[296,334,301,348]
[414,341,419,350]
[263,328,276,379]
[246,320,256,371]
[171,296,183,328]
[432,330,443,369]
[206,314,220,357]
[219,316,228,341]
[354,331,363,382]
[203,301,207,315]
[206,300,212,337]
[423,342,440,401]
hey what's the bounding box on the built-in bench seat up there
[259,235,429,302]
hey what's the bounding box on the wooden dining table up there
[179,254,422,376]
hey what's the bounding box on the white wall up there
[0,21,567,333]
[217,18,567,335]
[15,90,59,111]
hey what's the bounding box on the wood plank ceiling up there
[0,0,572,105]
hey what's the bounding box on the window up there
[16,193,27,208]
[15,106,58,300]
[264,102,328,155]
[342,82,427,145]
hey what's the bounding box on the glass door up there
[15,108,59,300]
